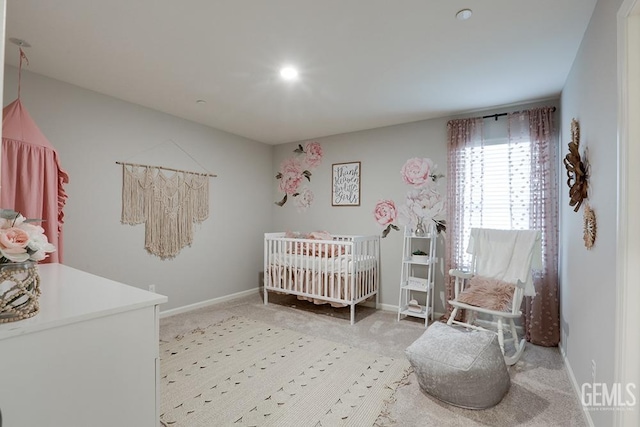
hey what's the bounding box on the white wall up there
[271,98,559,311]
[560,0,625,425]
[3,66,273,311]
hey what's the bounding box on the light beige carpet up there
[159,316,410,426]
[160,292,588,426]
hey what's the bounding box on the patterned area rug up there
[159,316,410,426]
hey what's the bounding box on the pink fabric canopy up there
[1,99,69,263]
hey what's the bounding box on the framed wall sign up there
[332,162,361,206]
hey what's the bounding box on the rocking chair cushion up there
[405,322,510,409]
[456,276,515,312]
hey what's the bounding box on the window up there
[458,138,532,267]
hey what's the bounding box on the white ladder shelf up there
[397,225,437,326]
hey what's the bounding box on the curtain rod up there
[482,106,557,121]
[116,161,217,177]
[482,113,508,121]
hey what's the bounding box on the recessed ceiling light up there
[279,66,299,81]
[456,9,473,21]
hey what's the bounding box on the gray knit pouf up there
[405,322,510,409]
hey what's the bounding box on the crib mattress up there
[269,253,377,273]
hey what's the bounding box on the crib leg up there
[264,287,269,305]
[350,304,355,325]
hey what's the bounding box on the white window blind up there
[459,138,532,266]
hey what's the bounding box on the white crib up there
[264,233,380,324]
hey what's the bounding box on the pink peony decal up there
[374,200,400,238]
[275,142,323,209]
[374,199,397,226]
[277,158,304,195]
[401,157,435,187]
[302,142,323,169]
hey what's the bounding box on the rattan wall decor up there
[563,119,589,212]
[583,203,597,249]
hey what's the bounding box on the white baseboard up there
[378,302,397,312]
[559,342,594,427]
[159,287,260,318]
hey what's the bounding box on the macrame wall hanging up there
[117,144,216,259]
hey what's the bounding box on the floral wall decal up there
[401,157,438,186]
[373,199,399,237]
[374,157,446,238]
[275,141,323,212]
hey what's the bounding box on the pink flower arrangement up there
[275,142,323,208]
[0,209,55,263]
[374,158,446,238]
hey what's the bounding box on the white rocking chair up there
[447,228,542,366]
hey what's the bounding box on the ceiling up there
[4,1,598,145]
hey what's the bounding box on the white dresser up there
[0,263,167,427]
